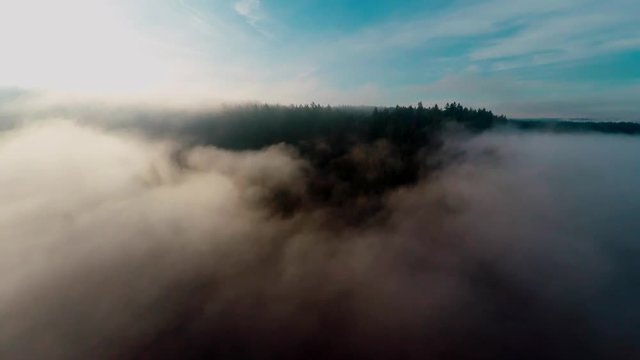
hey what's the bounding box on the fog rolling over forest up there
[2,0,640,358]
[0,104,638,359]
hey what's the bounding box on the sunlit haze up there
[1,0,639,118]
[1,2,639,359]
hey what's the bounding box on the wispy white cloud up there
[333,0,587,53]
[234,0,260,24]
[233,0,273,38]
[322,0,639,71]
[467,4,640,70]
[177,0,217,35]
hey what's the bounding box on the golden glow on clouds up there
[0,0,186,95]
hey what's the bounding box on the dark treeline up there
[183,102,505,150]
[113,102,640,225]
[177,102,506,224]
[505,118,640,135]
[168,102,640,224]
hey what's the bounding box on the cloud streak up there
[233,0,273,38]
[234,0,260,24]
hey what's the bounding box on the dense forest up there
[167,102,505,224]
[117,102,636,225]
[182,102,505,149]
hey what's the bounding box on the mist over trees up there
[181,102,505,149]
[159,102,503,224]
[1,101,639,359]
[130,101,635,225]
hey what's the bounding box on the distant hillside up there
[504,118,640,135]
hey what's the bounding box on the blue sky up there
[1,0,639,119]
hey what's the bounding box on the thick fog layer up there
[0,120,638,359]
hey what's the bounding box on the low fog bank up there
[0,119,638,359]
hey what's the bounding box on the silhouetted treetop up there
[174,103,507,224]
[110,102,638,225]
